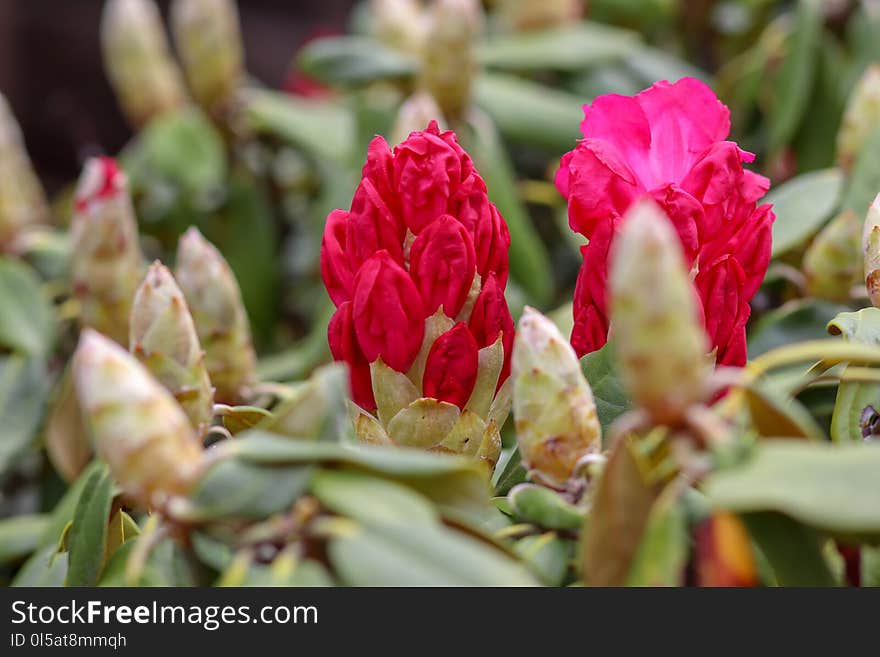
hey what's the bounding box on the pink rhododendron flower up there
[556,78,774,366]
[321,121,513,411]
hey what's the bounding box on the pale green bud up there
[803,210,862,302]
[101,0,187,127]
[838,65,880,171]
[73,329,204,509]
[0,93,50,251]
[171,0,244,113]
[175,227,256,404]
[512,307,600,489]
[390,92,444,146]
[863,194,880,308]
[130,261,214,434]
[70,158,144,346]
[420,0,483,120]
[369,0,427,57]
[610,199,711,424]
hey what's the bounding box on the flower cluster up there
[556,78,774,366]
[321,121,513,465]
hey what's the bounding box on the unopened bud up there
[838,65,880,171]
[390,92,444,146]
[101,0,187,127]
[863,194,880,308]
[73,329,204,509]
[512,307,600,489]
[0,94,50,251]
[803,210,862,302]
[70,157,144,346]
[496,0,583,31]
[130,261,214,433]
[420,0,483,120]
[175,227,256,404]
[610,200,711,424]
[369,0,427,57]
[171,0,244,113]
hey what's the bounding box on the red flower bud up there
[74,156,124,213]
[346,178,405,270]
[423,322,479,407]
[695,255,751,367]
[320,209,354,306]
[328,301,375,410]
[393,120,465,234]
[469,272,514,384]
[409,214,476,318]
[352,250,425,373]
[454,175,511,288]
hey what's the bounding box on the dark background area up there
[0,0,357,193]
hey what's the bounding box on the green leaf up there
[741,512,836,586]
[748,299,849,357]
[513,532,571,586]
[221,405,274,435]
[189,459,313,520]
[743,383,826,441]
[328,521,537,586]
[0,514,49,564]
[242,90,353,163]
[0,258,54,357]
[626,482,688,587]
[766,168,844,257]
[296,36,419,87]
[624,46,710,86]
[11,545,68,587]
[827,309,880,443]
[767,0,822,150]
[0,355,50,474]
[462,110,553,304]
[64,463,114,586]
[473,72,584,152]
[132,106,227,199]
[311,469,438,527]
[827,308,880,343]
[40,461,105,550]
[580,342,631,443]
[99,538,201,587]
[493,445,527,496]
[582,436,661,586]
[478,23,638,72]
[508,484,583,531]
[704,441,880,542]
[842,126,880,215]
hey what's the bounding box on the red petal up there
[695,255,750,367]
[468,273,514,385]
[409,215,476,318]
[75,156,124,213]
[346,178,405,269]
[423,322,479,408]
[328,302,375,410]
[320,209,354,306]
[352,251,425,373]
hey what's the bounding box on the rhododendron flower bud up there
[420,0,483,119]
[863,195,880,309]
[130,261,214,434]
[391,92,444,147]
[70,157,145,346]
[101,0,187,127]
[695,512,758,587]
[838,66,880,171]
[512,307,600,490]
[73,330,204,509]
[803,210,862,303]
[610,200,711,424]
[175,227,256,404]
[321,122,513,470]
[171,0,244,113]
[369,0,427,57]
[557,78,774,367]
[496,0,583,31]
[0,93,50,252]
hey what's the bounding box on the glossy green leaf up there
[508,484,583,531]
[64,463,113,586]
[296,36,419,86]
[580,342,631,443]
[828,309,880,443]
[0,514,49,564]
[478,23,637,72]
[0,355,50,474]
[766,168,844,257]
[329,521,537,586]
[0,258,54,357]
[493,446,527,496]
[704,441,880,541]
[11,545,68,587]
[626,482,688,587]
[741,512,836,586]
[513,532,571,586]
[843,126,880,215]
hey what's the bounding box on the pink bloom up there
[556,78,774,366]
[322,121,513,410]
